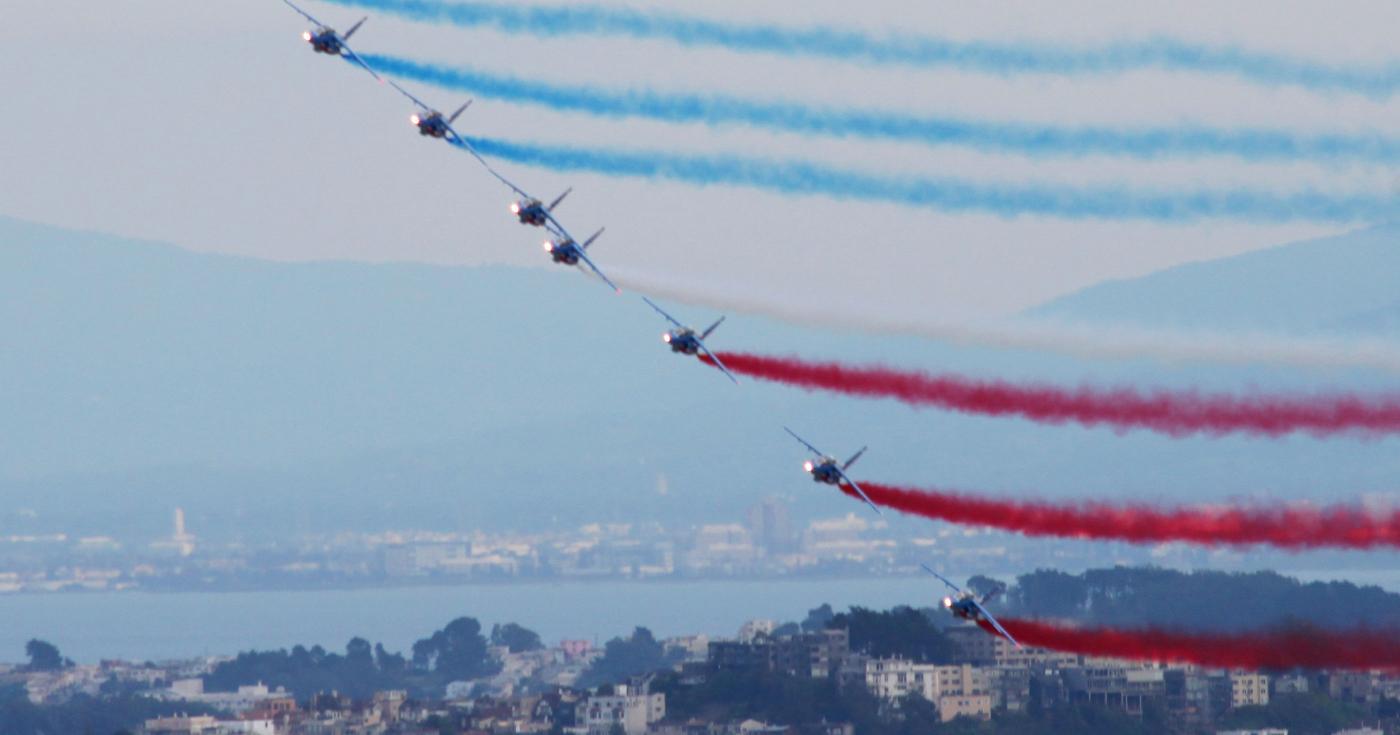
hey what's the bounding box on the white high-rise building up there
[172,507,196,557]
[152,507,197,556]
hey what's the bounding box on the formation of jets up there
[280,0,1018,647]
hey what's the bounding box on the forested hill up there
[1002,567,1400,632]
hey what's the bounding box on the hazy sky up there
[4,0,1398,319]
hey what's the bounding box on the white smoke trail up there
[610,267,1400,374]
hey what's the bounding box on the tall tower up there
[172,507,195,557]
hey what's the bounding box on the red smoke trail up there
[840,483,1400,549]
[979,617,1400,670]
[703,351,1400,438]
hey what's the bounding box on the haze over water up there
[1,578,930,663]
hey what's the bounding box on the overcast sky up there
[4,0,1398,319]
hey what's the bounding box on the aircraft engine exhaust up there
[706,351,1400,438]
[981,617,1400,671]
[840,483,1400,550]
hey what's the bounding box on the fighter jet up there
[543,228,620,293]
[641,297,737,384]
[379,74,474,141]
[920,564,1021,647]
[407,95,472,140]
[281,0,380,80]
[512,188,572,229]
[783,427,881,515]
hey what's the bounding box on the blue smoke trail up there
[327,0,1400,96]
[364,53,1400,164]
[455,136,1398,223]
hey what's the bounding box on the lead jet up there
[920,564,1021,648]
[783,427,881,515]
[281,0,380,80]
[512,188,572,229]
[642,297,737,384]
[543,228,620,293]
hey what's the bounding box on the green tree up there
[412,617,497,681]
[889,693,942,735]
[829,606,956,663]
[23,640,69,672]
[771,622,801,637]
[375,642,407,672]
[1221,692,1367,735]
[966,576,1007,604]
[578,627,680,688]
[801,603,835,633]
[490,623,544,653]
[346,637,374,669]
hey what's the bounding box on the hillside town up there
[7,611,1399,735]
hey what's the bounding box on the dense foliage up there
[577,627,684,689]
[0,684,212,735]
[205,639,412,699]
[206,616,503,698]
[1219,693,1368,735]
[23,640,71,672]
[490,623,544,653]
[411,617,499,682]
[829,606,957,663]
[656,669,1171,735]
[1008,567,1400,631]
[658,669,865,726]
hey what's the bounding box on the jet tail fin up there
[343,17,367,39]
[842,446,867,471]
[582,227,605,250]
[448,99,473,123]
[547,187,572,212]
[700,316,726,340]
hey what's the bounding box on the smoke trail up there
[464,135,1399,223]
[366,53,1400,164]
[703,351,1400,437]
[326,0,1400,96]
[608,267,1400,375]
[842,483,1400,550]
[983,618,1400,670]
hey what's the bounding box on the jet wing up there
[340,45,383,81]
[642,297,687,330]
[542,211,574,238]
[281,0,325,28]
[696,342,739,385]
[440,128,537,201]
[836,471,883,516]
[971,600,1021,648]
[574,250,621,293]
[387,79,434,112]
[783,427,826,457]
[919,563,965,596]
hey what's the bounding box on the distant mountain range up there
[1028,223,1400,335]
[4,216,1400,544]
